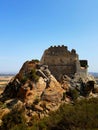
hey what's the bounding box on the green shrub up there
[32,59,39,63]
[1,98,98,130]
[29,69,39,82]
[1,107,27,130]
[66,88,79,101]
[34,98,98,130]
[21,76,28,84]
[0,101,7,109]
[70,89,79,101]
[44,98,98,130]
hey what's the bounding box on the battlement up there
[48,45,68,50]
[45,45,77,56]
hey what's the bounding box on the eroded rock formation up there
[0,45,98,126]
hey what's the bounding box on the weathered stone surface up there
[0,46,97,125]
[40,45,88,80]
[0,108,10,119]
[41,75,65,102]
[34,105,43,112]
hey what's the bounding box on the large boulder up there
[1,60,39,100]
[41,75,64,103]
[0,60,68,123]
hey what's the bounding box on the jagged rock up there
[22,77,46,105]
[4,99,24,111]
[60,74,71,83]
[41,75,65,102]
[35,77,47,97]
[94,84,98,93]
[42,88,63,102]
[0,53,97,126]
[78,79,95,97]
[34,105,43,112]
[0,59,66,116]
[62,81,71,91]
[0,108,10,119]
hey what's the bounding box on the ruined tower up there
[40,45,88,80]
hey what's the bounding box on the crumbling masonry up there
[40,45,88,80]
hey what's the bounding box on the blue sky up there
[0,0,98,73]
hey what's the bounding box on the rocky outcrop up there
[0,47,98,125]
[0,60,68,123]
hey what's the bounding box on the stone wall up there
[77,60,88,78]
[40,45,81,80]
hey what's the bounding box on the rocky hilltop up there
[0,45,98,126]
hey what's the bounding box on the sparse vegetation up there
[66,88,79,101]
[1,98,98,130]
[0,101,6,109]
[35,98,98,130]
[31,59,39,63]
[0,107,27,130]
[29,69,39,82]
[21,68,39,84]
[21,76,28,84]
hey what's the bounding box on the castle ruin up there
[40,45,88,80]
